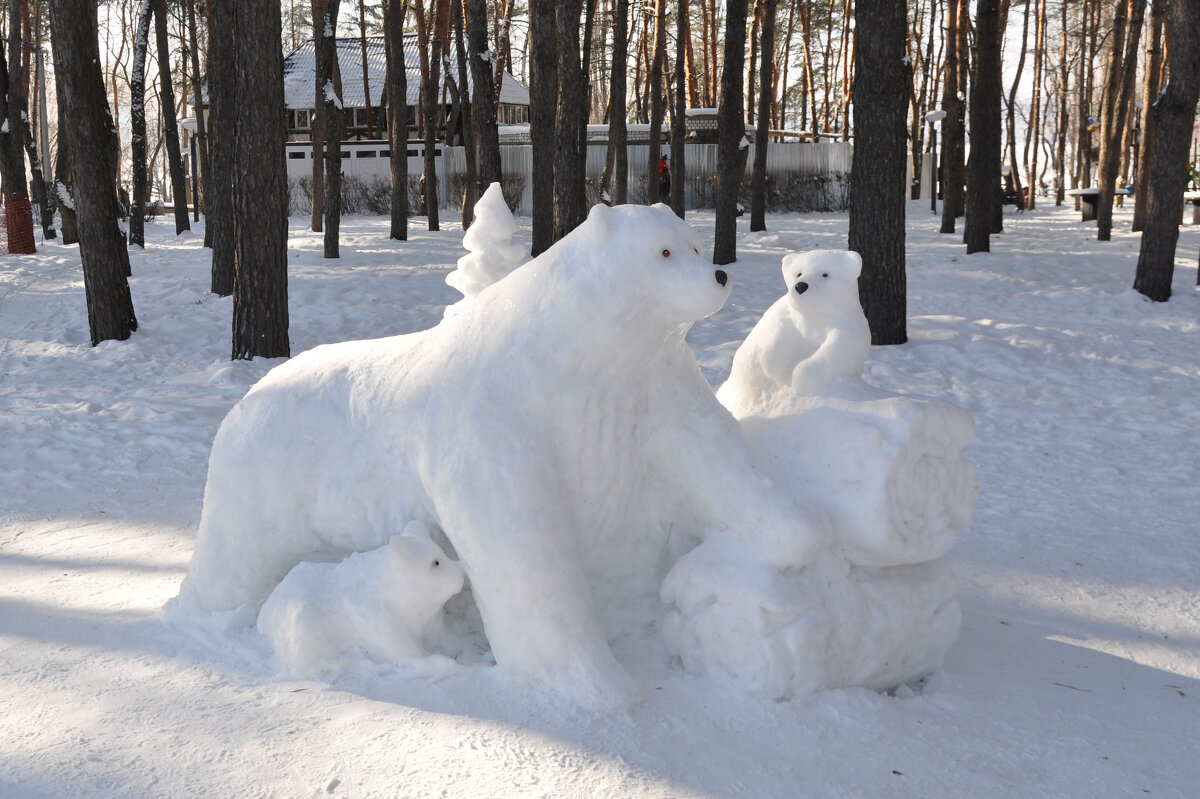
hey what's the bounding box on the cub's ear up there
[845,250,863,279]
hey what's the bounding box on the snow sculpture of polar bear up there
[717,249,870,415]
[257,525,464,679]
[172,203,829,709]
[662,248,976,700]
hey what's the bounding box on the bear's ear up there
[844,250,863,279]
[586,202,613,238]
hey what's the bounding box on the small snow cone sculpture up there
[662,248,977,699]
[257,524,464,679]
[444,182,526,317]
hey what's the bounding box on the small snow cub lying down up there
[257,525,464,679]
[171,203,829,710]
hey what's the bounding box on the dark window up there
[340,151,350,158]
[356,151,377,158]
[407,149,419,157]
[287,151,305,160]
[380,150,390,157]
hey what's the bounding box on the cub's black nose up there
[794,281,809,295]
[715,270,728,287]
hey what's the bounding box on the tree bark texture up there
[1,9,35,253]
[608,0,629,206]
[1131,0,1166,233]
[319,0,344,255]
[465,0,501,188]
[940,0,965,232]
[207,0,235,294]
[750,0,776,231]
[49,0,138,345]
[965,0,1001,253]
[528,0,556,255]
[226,0,291,359]
[128,0,153,248]
[646,0,666,204]
[385,0,408,239]
[713,0,746,266]
[669,0,686,218]
[554,0,587,240]
[1097,0,1144,241]
[847,0,909,345]
[154,0,191,234]
[1133,0,1200,301]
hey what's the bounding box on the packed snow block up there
[661,546,961,700]
[172,203,829,710]
[256,526,464,679]
[741,390,978,566]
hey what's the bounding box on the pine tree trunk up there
[185,0,211,219]
[208,0,236,295]
[713,0,746,266]
[451,0,478,226]
[965,0,1001,254]
[310,0,326,233]
[128,0,153,248]
[669,0,686,218]
[554,0,587,240]
[848,0,909,345]
[49,0,138,344]
[749,0,775,231]
[320,0,344,254]
[227,0,291,359]
[608,0,628,206]
[940,0,965,233]
[385,0,409,240]
[1131,0,1166,233]
[154,0,191,234]
[529,0,556,254]
[465,0,501,188]
[646,0,666,204]
[1,5,35,254]
[1133,0,1200,301]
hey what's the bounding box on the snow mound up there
[444,182,526,314]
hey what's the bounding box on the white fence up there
[442,141,853,215]
[285,139,853,216]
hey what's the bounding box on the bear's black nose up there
[715,270,728,287]
[794,281,809,295]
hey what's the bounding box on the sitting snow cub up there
[718,249,870,416]
[257,525,464,679]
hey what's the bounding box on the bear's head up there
[781,250,863,318]
[570,203,732,327]
[381,532,465,616]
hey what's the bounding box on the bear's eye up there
[432,559,440,567]
[662,248,671,258]
[822,272,829,278]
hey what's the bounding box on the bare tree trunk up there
[1003,0,1030,211]
[359,0,375,137]
[49,0,138,344]
[128,0,153,248]
[940,0,965,233]
[226,0,291,359]
[1024,0,1045,209]
[713,0,746,265]
[528,0,556,254]
[466,0,501,188]
[554,0,587,239]
[1,2,35,253]
[185,0,210,219]
[965,0,1001,254]
[749,0,775,231]
[849,0,909,344]
[1131,0,1166,233]
[385,0,409,240]
[319,0,345,254]
[311,0,326,232]
[451,0,478,225]
[1133,0,1200,301]
[208,0,236,294]
[669,0,686,218]
[646,0,667,204]
[153,0,191,233]
[1054,0,1068,205]
[1096,0,1144,241]
[606,0,629,206]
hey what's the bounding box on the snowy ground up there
[1,203,1198,798]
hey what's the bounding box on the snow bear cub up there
[256,523,464,679]
[718,249,871,416]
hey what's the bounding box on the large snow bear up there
[172,203,829,709]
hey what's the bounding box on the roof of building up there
[282,36,530,110]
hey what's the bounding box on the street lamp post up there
[179,117,200,222]
[925,110,947,215]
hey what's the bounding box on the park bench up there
[1065,186,1132,222]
